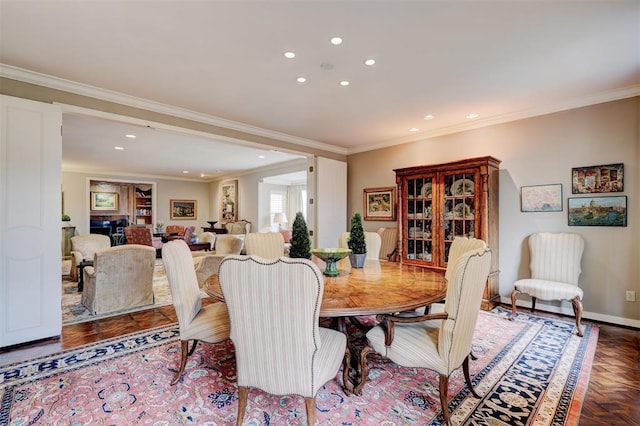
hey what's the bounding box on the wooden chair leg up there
[188,339,199,356]
[236,386,249,426]
[439,374,451,426]
[571,296,584,337]
[171,340,190,385]
[509,289,520,320]
[531,296,537,313]
[304,397,316,425]
[462,356,481,398]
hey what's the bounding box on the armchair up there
[218,255,348,426]
[165,225,195,243]
[338,231,382,260]
[198,231,217,251]
[224,219,251,234]
[377,227,398,261]
[81,244,156,315]
[124,226,163,252]
[243,232,285,259]
[366,247,492,426]
[69,234,111,281]
[213,234,244,255]
[510,232,585,336]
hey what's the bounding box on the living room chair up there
[243,232,285,259]
[81,244,156,315]
[213,234,244,255]
[69,234,111,281]
[338,231,382,260]
[193,253,226,288]
[366,246,491,426]
[124,226,163,252]
[162,240,231,385]
[198,231,217,251]
[224,219,252,235]
[218,255,348,426]
[166,225,195,243]
[510,232,585,336]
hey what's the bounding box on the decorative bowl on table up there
[311,248,352,277]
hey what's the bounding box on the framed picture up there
[170,199,197,220]
[571,163,623,194]
[568,196,627,227]
[91,192,118,210]
[220,180,238,223]
[520,184,563,212]
[363,186,396,221]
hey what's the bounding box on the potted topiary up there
[289,212,311,259]
[62,213,71,227]
[348,212,367,268]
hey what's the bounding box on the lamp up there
[273,212,288,230]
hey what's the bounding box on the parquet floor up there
[1,302,638,425]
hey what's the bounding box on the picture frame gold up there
[363,186,396,221]
[91,192,118,211]
[170,199,197,220]
[220,180,238,223]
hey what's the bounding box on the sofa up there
[81,244,156,315]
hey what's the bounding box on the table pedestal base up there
[334,317,373,395]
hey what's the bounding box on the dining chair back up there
[218,255,348,425]
[162,240,230,385]
[338,231,382,260]
[243,232,285,259]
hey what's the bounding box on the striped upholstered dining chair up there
[366,246,492,426]
[510,232,585,336]
[243,231,285,259]
[218,255,349,426]
[162,240,230,385]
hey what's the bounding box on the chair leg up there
[304,397,316,425]
[509,289,520,320]
[438,374,451,426]
[462,355,481,398]
[531,296,537,313]
[236,386,249,426]
[188,339,199,356]
[171,340,190,385]
[571,296,584,337]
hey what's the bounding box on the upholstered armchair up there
[124,226,163,251]
[193,254,226,288]
[377,227,398,261]
[243,232,285,259]
[162,241,230,385]
[224,220,251,234]
[165,224,185,236]
[198,231,217,251]
[69,234,111,281]
[166,225,195,243]
[81,244,156,315]
[213,234,244,255]
[510,232,585,336]
[338,231,382,260]
[366,246,492,426]
[218,255,348,425]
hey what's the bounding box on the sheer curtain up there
[287,185,307,225]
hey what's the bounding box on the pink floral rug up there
[1,307,598,425]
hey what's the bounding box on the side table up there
[77,259,93,292]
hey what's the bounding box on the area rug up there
[0,307,598,425]
[61,260,174,325]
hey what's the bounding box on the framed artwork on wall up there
[571,163,623,194]
[170,199,197,220]
[91,192,118,211]
[363,186,396,221]
[568,196,627,227]
[220,180,238,223]
[520,184,563,212]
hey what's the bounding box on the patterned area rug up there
[1,307,598,425]
[61,260,174,325]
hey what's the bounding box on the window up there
[270,191,285,229]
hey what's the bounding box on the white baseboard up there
[500,296,640,329]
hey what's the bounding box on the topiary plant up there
[348,212,366,254]
[289,212,311,259]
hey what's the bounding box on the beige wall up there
[348,97,639,324]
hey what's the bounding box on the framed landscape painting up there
[363,186,396,221]
[170,199,197,220]
[520,184,563,212]
[568,196,627,227]
[91,192,118,211]
[571,163,623,194]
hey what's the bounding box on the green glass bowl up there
[311,248,352,276]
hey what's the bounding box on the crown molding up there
[0,64,348,156]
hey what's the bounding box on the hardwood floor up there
[1,302,638,424]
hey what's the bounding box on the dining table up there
[204,257,447,395]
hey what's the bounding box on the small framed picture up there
[571,163,623,194]
[568,196,627,227]
[91,192,118,211]
[170,199,197,220]
[520,184,563,212]
[363,186,396,221]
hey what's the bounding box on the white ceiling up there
[1,1,638,180]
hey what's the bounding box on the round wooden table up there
[204,258,447,395]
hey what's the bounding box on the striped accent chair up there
[244,232,285,259]
[377,227,398,261]
[367,246,492,426]
[338,231,383,260]
[218,255,349,426]
[162,240,230,385]
[510,232,585,336]
[214,234,244,255]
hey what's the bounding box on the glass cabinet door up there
[442,171,477,264]
[405,175,434,264]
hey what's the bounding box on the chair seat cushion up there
[514,278,583,301]
[180,301,230,342]
[313,327,347,393]
[367,319,446,374]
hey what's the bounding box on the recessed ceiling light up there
[340,80,350,86]
[114,146,124,150]
[364,59,376,66]
[424,114,435,120]
[330,37,343,45]
[297,77,307,83]
[200,173,205,178]
[258,155,265,159]
[125,134,136,139]
[409,128,420,132]
[466,113,479,119]
[182,170,189,174]
[284,51,295,59]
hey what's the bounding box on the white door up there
[308,157,347,248]
[0,95,62,347]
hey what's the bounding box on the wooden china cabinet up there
[394,156,501,310]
